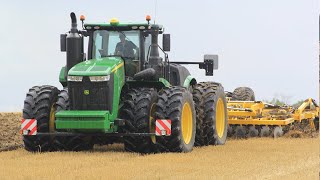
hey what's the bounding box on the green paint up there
[68,57,122,76]
[59,66,66,83]
[55,111,110,130]
[56,56,125,132]
[159,78,171,87]
[183,75,196,88]
[84,22,163,30]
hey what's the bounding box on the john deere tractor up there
[21,12,228,153]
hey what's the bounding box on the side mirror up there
[60,34,67,52]
[204,54,218,70]
[199,55,219,76]
[163,34,170,52]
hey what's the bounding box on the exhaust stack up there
[65,12,84,79]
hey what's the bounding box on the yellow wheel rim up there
[149,103,156,144]
[49,104,56,133]
[216,98,225,138]
[181,102,193,144]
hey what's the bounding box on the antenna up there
[154,0,157,24]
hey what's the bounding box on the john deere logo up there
[84,90,90,95]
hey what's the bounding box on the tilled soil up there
[0,112,319,179]
[0,112,22,151]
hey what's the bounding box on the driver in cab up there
[114,34,139,59]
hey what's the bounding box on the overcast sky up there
[0,0,319,111]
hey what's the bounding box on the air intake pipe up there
[65,12,84,79]
[148,25,162,65]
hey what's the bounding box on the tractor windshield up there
[92,30,140,60]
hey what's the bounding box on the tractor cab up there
[83,18,166,77]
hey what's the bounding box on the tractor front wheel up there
[120,88,158,153]
[54,89,94,151]
[22,85,59,152]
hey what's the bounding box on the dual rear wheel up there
[121,82,228,153]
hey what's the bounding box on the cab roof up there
[84,22,163,31]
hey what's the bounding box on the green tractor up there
[21,12,228,153]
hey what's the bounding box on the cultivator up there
[227,98,319,138]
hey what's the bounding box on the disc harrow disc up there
[227,125,234,137]
[273,126,283,138]
[234,126,246,138]
[248,126,259,137]
[260,126,271,137]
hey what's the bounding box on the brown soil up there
[0,112,22,151]
[0,113,319,179]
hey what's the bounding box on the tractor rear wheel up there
[120,88,158,153]
[155,87,196,152]
[54,89,94,151]
[22,85,59,152]
[231,87,255,101]
[192,82,228,146]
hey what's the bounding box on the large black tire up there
[155,87,196,152]
[120,88,158,153]
[314,117,319,131]
[54,89,94,151]
[231,87,255,101]
[22,85,59,152]
[192,82,228,146]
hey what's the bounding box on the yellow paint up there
[111,62,124,73]
[216,98,226,138]
[49,104,55,133]
[227,98,319,130]
[181,102,193,144]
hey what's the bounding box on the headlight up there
[67,76,83,82]
[89,75,110,82]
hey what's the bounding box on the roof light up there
[110,18,119,26]
[80,15,86,21]
[146,15,151,21]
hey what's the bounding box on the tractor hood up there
[68,57,123,76]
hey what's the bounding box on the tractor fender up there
[59,66,67,87]
[183,75,197,89]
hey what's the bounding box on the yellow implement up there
[227,98,319,138]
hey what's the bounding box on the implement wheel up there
[192,82,228,146]
[120,88,158,153]
[231,87,255,101]
[22,85,59,152]
[54,89,94,151]
[155,86,196,152]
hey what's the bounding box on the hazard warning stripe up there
[21,119,30,129]
[21,119,37,135]
[23,119,36,131]
[155,119,171,136]
[29,125,37,135]
[157,120,171,134]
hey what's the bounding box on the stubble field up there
[0,112,319,179]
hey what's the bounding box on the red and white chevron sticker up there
[155,119,171,136]
[21,119,37,135]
